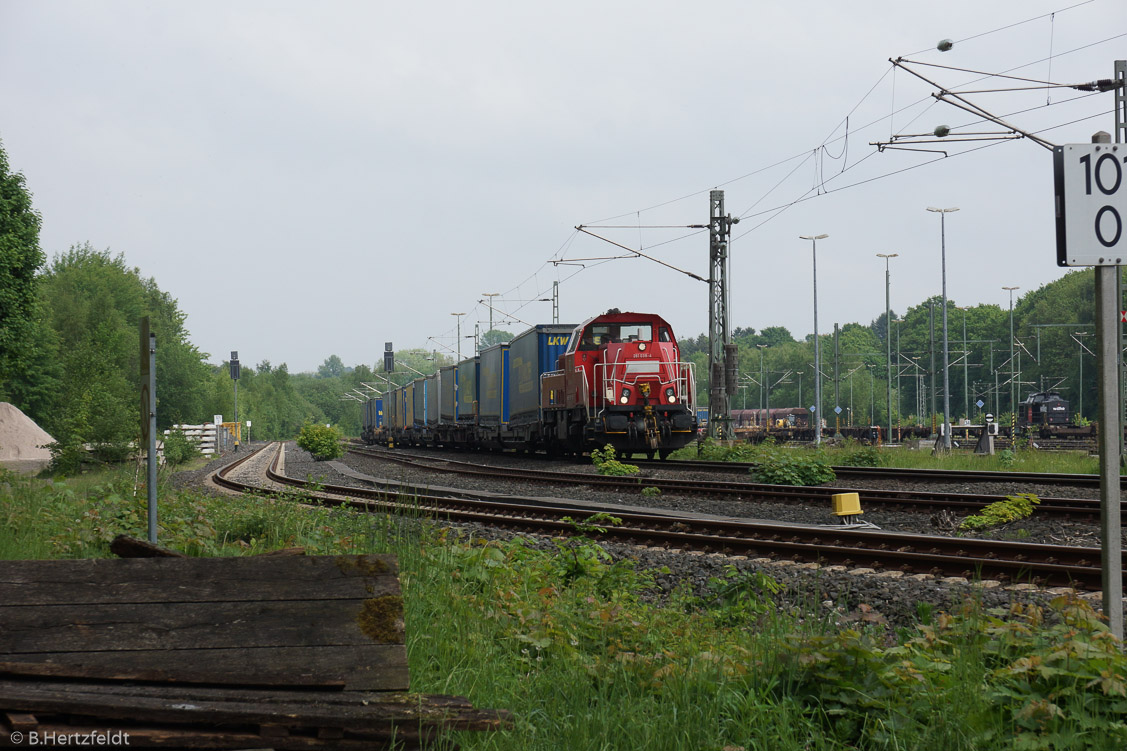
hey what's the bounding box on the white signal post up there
[1053,119,1126,639]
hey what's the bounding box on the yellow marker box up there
[832,492,862,517]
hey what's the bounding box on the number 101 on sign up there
[1054,143,1127,266]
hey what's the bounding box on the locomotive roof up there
[572,310,675,332]
[1021,391,1068,405]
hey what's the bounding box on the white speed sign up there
[1054,143,1127,266]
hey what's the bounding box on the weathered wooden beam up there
[0,555,399,606]
[2,712,37,732]
[0,680,513,732]
[109,535,187,558]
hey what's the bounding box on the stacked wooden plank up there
[0,553,509,749]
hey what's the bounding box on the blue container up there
[508,324,574,425]
[479,343,510,427]
[457,356,479,424]
[440,365,458,423]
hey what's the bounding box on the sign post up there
[140,317,157,543]
[1054,129,1125,639]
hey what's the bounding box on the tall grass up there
[672,439,1103,475]
[2,466,1125,749]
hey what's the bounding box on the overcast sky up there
[1,0,1124,373]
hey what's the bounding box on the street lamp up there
[876,253,898,444]
[757,344,768,428]
[1074,331,1090,418]
[799,234,828,445]
[927,206,958,450]
[451,312,466,359]
[1003,286,1020,420]
[482,293,500,335]
[956,306,970,422]
[895,317,905,441]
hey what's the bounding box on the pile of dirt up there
[0,402,54,474]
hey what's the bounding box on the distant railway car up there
[360,398,383,443]
[1018,391,1070,429]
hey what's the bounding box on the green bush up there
[590,444,640,476]
[749,447,835,486]
[296,423,344,461]
[839,446,883,467]
[161,429,200,466]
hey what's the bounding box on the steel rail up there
[213,444,1123,591]
[632,457,1116,488]
[346,446,1115,519]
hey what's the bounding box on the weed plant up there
[590,444,640,476]
[2,467,1125,749]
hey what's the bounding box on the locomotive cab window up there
[575,322,654,350]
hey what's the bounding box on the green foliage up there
[590,444,640,476]
[703,565,781,624]
[0,140,45,397]
[676,437,760,462]
[641,486,662,497]
[296,423,344,461]
[960,492,1041,531]
[161,429,200,466]
[749,444,836,486]
[777,597,1127,748]
[30,243,212,471]
[838,446,884,467]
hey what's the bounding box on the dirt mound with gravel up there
[0,402,54,474]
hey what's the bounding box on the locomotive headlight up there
[637,342,646,351]
[665,387,676,403]
[620,387,631,404]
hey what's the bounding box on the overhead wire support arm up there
[573,226,707,282]
[873,57,1060,152]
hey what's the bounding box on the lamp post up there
[1003,286,1020,419]
[757,344,768,428]
[451,312,466,359]
[1074,331,1089,418]
[876,253,898,444]
[800,234,828,445]
[895,318,905,441]
[927,206,958,450]
[957,306,970,423]
[482,293,500,336]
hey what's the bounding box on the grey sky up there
[1,0,1123,373]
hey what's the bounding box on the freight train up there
[361,310,698,458]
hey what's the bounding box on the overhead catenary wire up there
[427,2,1117,350]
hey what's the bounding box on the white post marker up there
[1053,133,1125,640]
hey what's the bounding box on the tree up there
[480,329,514,350]
[38,244,211,469]
[317,355,346,379]
[0,140,47,400]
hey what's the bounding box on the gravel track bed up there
[273,444,1123,630]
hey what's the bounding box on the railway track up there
[215,443,1125,591]
[631,457,1116,488]
[345,445,1119,519]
